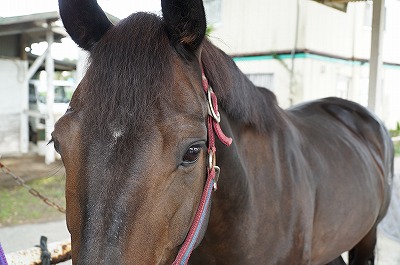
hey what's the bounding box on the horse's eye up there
[182,144,203,166]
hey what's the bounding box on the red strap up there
[172,70,232,265]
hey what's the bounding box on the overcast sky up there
[0,0,161,18]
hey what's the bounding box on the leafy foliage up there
[390,122,400,157]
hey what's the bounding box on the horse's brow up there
[164,117,205,129]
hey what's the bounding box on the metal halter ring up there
[208,149,216,170]
[207,86,221,123]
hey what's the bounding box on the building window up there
[204,0,222,25]
[246,73,274,92]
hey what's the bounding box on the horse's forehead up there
[68,20,206,142]
[71,69,205,146]
[160,67,207,125]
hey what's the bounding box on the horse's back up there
[288,96,393,215]
[287,97,394,264]
[288,97,393,184]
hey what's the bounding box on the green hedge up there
[390,122,400,157]
[395,141,400,157]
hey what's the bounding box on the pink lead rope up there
[172,71,232,265]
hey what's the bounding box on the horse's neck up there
[201,39,282,133]
[192,116,303,264]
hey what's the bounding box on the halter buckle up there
[207,86,221,123]
[213,166,221,191]
[208,150,220,191]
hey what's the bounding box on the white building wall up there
[236,56,400,129]
[234,56,356,109]
[211,0,303,54]
[234,57,293,107]
[383,0,400,63]
[0,58,28,155]
[209,0,400,129]
[211,0,374,57]
[351,2,372,60]
[214,0,400,62]
[382,66,400,129]
[303,1,356,58]
[351,0,400,63]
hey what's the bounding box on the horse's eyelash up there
[47,138,54,145]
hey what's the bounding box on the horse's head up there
[54,0,213,263]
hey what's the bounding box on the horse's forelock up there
[80,12,174,137]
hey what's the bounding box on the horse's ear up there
[161,0,206,59]
[58,0,112,51]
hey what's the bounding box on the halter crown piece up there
[172,70,232,265]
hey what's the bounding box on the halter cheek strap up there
[172,71,232,265]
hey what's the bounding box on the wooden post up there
[20,33,27,61]
[368,0,385,112]
[27,47,49,81]
[76,49,89,83]
[20,62,29,154]
[45,23,55,165]
[19,33,29,153]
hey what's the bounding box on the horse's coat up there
[54,0,394,264]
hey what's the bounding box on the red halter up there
[172,71,232,265]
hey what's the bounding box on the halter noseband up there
[172,70,232,265]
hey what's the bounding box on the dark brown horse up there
[54,0,394,264]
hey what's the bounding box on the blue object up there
[0,243,8,265]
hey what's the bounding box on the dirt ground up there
[0,154,65,187]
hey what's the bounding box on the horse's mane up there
[201,39,282,132]
[79,12,281,136]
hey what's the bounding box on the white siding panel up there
[383,0,400,63]
[246,73,274,92]
[381,68,400,129]
[0,58,28,154]
[210,0,400,129]
[304,1,355,58]
[234,58,295,108]
[0,114,20,154]
[211,0,303,54]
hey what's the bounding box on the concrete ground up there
[376,230,400,265]
[0,219,71,265]
[0,221,399,265]
[0,220,69,253]
[0,156,399,264]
